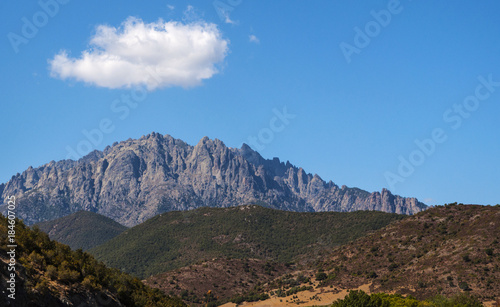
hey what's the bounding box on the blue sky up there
[1,0,499,206]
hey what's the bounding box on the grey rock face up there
[0,132,426,226]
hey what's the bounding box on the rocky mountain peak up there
[0,132,427,226]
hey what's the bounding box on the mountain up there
[245,204,498,304]
[0,214,186,307]
[88,205,405,278]
[35,211,127,251]
[0,132,426,226]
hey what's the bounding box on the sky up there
[1,0,499,207]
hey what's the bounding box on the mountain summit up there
[0,132,426,226]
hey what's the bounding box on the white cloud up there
[49,17,229,90]
[167,4,175,10]
[249,34,260,44]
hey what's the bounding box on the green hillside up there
[36,210,127,251]
[89,205,405,278]
[0,214,185,307]
[180,204,497,306]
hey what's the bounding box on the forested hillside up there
[90,205,405,278]
[0,214,185,307]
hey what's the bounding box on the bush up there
[367,271,378,278]
[331,290,374,307]
[458,281,471,291]
[449,293,483,306]
[231,296,244,304]
[45,265,57,280]
[430,293,483,307]
[34,279,50,295]
[388,263,399,271]
[28,251,46,269]
[58,268,80,283]
[315,272,328,281]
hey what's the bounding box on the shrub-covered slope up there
[312,204,500,302]
[144,258,293,306]
[35,211,127,251]
[90,205,405,278]
[0,214,185,307]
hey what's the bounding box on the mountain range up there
[2,203,498,306]
[0,132,426,226]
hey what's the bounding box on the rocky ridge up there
[0,132,426,226]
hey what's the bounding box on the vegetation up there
[221,204,498,305]
[230,291,270,304]
[35,210,127,250]
[90,205,405,278]
[331,290,484,307]
[145,257,292,306]
[0,214,185,306]
[314,204,500,301]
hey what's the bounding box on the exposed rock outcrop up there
[0,133,426,226]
